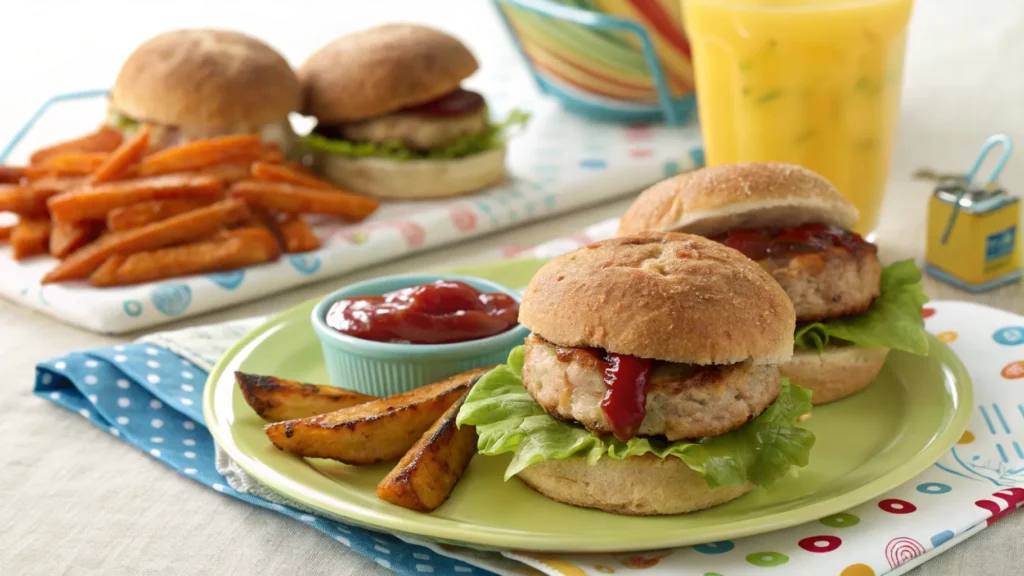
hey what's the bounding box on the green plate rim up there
[203,274,974,553]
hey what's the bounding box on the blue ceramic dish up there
[311,274,529,397]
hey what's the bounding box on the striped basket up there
[494,0,696,125]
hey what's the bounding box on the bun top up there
[617,162,859,238]
[111,29,300,134]
[518,232,795,365]
[299,23,478,123]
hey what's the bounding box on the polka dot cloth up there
[34,343,482,576]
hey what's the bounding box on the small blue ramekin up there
[311,273,529,397]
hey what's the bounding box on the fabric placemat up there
[33,222,1024,576]
[0,77,703,335]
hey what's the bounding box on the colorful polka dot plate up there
[204,258,973,553]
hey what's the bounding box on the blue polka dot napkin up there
[34,335,519,576]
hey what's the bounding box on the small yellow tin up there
[926,134,1021,292]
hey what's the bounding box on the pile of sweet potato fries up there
[0,125,380,287]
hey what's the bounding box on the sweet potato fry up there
[42,198,251,283]
[48,174,224,223]
[264,368,488,465]
[138,135,265,176]
[260,144,285,164]
[49,221,100,259]
[236,372,376,422]
[24,152,109,178]
[11,219,51,260]
[195,162,253,185]
[376,391,477,512]
[91,125,151,184]
[89,227,279,287]
[29,127,123,165]
[0,165,25,184]
[276,214,320,253]
[0,178,84,217]
[251,161,333,190]
[106,198,219,232]
[230,180,379,221]
[0,222,14,241]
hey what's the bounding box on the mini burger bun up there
[314,146,506,200]
[781,346,890,405]
[299,24,479,124]
[519,232,796,365]
[618,162,859,238]
[518,455,754,515]
[111,29,300,134]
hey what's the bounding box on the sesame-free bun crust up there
[299,24,479,123]
[111,29,300,134]
[314,146,506,200]
[518,233,796,365]
[781,346,890,405]
[518,455,754,515]
[618,162,859,238]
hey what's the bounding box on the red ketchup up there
[326,280,519,344]
[715,223,872,260]
[599,352,653,441]
[404,88,486,117]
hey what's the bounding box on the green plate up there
[203,257,973,553]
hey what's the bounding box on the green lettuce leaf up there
[456,347,815,488]
[794,259,930,355]
[302,109,530,160]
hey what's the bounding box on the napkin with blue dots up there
[33,331,516,576]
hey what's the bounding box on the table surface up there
[3,1,1024,575]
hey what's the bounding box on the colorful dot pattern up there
[33,344,483,576]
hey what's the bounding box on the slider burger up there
[617,162,929,404]
[298,24,527,199]
[107,29,301,151]
[457,233,815,515]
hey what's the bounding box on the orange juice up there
[682,0,914,234]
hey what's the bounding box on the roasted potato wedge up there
[265,367,490,465]
[235,371,376,422]
[376,391,478,511]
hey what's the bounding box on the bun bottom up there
[518,455,753,516]
[314,146,507,200]
[780,346,890,405]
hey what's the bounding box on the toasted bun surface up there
[518,233,796,365]
[111,29,300,134]
[518,455,753,515]
[781,346,890,405]
[313,146,506,200]
[299,24,479,123]
[617,162,859,238]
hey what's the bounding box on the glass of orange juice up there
[682,0,915,235]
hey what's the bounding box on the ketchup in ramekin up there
[325,279,520,345]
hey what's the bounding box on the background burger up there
[297,23,527,200]
[457,232,815,516]
[617,162,930,404]
[107,29,301,151]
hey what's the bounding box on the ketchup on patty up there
[600,352,653,441]
[713,223,873,260]
[404,88,486,117]
[326,280,519,344]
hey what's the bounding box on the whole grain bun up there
[299,24,479,124]
[781,346,890,404]
[518,455,753,515]
[617,162,859,238]
[313,146,506,199]
[111,29,300,134]
[518,232,796,365]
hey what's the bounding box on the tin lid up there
[934,183,1016,214]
